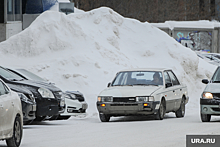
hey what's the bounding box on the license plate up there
[32,105,37,111]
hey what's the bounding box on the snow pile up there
[0,7,216,115]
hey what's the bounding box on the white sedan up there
[97,68,189,122]
[0,79,23,147]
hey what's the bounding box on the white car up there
[0,79,23,147]
[60,91,88,119]
[97,68,189,122]
[6,68,88,120]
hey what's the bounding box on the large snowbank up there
[0,7,216,115]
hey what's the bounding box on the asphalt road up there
[1,108,220,147]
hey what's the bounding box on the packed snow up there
[0,6,218,147]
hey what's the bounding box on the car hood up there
[7,83,33,95]
[65,91,83,96]
[204,83,220,93]
[99,86,162,97]
[12,80,61,92]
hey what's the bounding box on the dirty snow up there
[0,7,218,147]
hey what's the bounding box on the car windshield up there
[0,67,24,81]
[211,67,220,83]
[16,69,47,82]
[112,71,163,86]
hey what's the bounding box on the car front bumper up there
[21,101,36,122]
[35,98,59,117]
[60,98,88,116]
[200,98,220,115]
[97,101,160,116]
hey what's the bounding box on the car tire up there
[201,113,211,122]
[175,98,185,118]
[49,115,59,120]
[35,116,46,121]
[99,113,110,122]
[23,120,34,125]
[155,100,165,120]
[6,116,22,147]
[57,115,71,120]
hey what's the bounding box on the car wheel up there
[155,100,165,120]
[57,115,71,120]
[35,116,46,121]
[48,115,59,120]
[23,120,34,125]
[6,116,22,147]
[175,98,185,118]
[99,113,110,122]
[201,113,211,122]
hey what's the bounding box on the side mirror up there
[165,82,172,88]
[202,79,209,84]
[107,82,111,87]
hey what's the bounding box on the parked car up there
[201,66,220,122]
[9,83,36,125]
[0,79,23,147]
[97,68,189,122]
[61,91,88,119]
[6,68,88,120]
[0,66,65,121]
[196,51,220,66]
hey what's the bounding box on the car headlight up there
[97,96,113,102]
[203,92,213,99]
[70,94,77,99]
[38,87,55,98]
[136,96,154,102]
[17,93,29,102]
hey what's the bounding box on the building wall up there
[0,1,4,23]
[0,24,6,42]
[173,29,213,52]
[6,22,22,39]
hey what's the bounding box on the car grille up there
[113,97,136,102]
[212,93,220,100]
[24,94,35,102]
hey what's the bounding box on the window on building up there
[7,0,22,22]
[210,0,215,16]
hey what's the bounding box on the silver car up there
[201,66,220,122]
[0,79,23,147]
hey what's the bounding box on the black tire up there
[6,116,22,147]
[57,115,71,120]
[35,116,46,121]
[201,113,211,122]
[155,100,165,120]
[175,98,185,118]
[99,113,110,122]
[23,120,34,125]
[49,115,59,120]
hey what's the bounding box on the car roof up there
[118,68,171,72]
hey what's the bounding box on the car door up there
[167,71,182,111]
[163,71,176,112]
[0,81,14,135]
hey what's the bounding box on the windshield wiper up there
[212,81,220,83]
[133,84,159,86]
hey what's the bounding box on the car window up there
[16,69,47,82]
[211,67,220,82]
[112,71,163,86]
[168,71,180,86]
[0,67,24,81]
[164,72,172,84]
[0,81,8,96]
